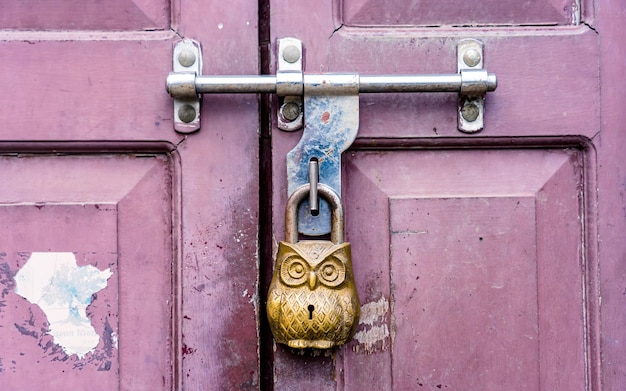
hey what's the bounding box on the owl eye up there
[316,257,346,287]
[289,262,306,279]
[280,256,309,286]
[321,264,338,281]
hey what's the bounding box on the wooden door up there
[267,0,625,390]
[0,1,260,390]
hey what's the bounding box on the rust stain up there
[321,111,330,123]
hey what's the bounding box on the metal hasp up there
[278,36,359,234]
[165,37,497,233]
[286,69,359,235]
[168,40,202,133]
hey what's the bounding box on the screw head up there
[280,101,301,121]
[178,104,197,123]
[463,48,481,67]
[282,45,300,64]
[461,102,480,122]
[178,48,197,67]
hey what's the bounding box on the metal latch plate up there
[457,39,486,133]
[172,40,202,133]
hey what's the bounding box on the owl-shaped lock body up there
[267,184,360,349]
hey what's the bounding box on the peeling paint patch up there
[111,331,118,349]
[14,252,113,359]
[353,297,390,354]
[242,289,257,305]
[359,296,389,326]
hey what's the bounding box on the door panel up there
[329,33,599,140]
[0,0,169,30]
[343,149,585,389]
[342,0,578,26]
[0,39,174,141]
[0,155,172,389]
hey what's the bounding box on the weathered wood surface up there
[269,0,609,389]
[0,0,261,389]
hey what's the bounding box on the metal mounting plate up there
[277,38,304,131]
[172,40,202,134]
[458,39,486,133]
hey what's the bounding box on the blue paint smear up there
[42,262,108,311]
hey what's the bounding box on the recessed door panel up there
[342,0,577,27]
[341,148,586,389]
[0,0,169,30]
[0,155,173,390]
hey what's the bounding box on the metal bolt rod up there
[195,75,278,94]
[168,71,496,98]
[360,74,462,93]
[359,73,496,93]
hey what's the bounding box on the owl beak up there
[308,271,317,290]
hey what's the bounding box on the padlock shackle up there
[285,183,344,244]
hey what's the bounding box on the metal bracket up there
[458,39,487,133]
[277,38,304,131]
[171,40,202,133]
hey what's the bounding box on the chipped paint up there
[359,296,389,325]
[14,252,113,359]
[571,0,580,25]
[111,331,119,349]
[353,297,390,354]
[353,325,389,352]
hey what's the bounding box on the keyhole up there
[308,304,315,320]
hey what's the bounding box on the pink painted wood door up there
[268,0,626,390]
[0,1,260,390]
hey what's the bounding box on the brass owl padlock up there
[267,183,360,349]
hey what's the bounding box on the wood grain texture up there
[0,156,173,390]
[597,0,626,389]
[0,0,169,30]
[342,0,576,27]
[329,30,599,140]
[339,149,586,390]
[0,0,261,389]
[174,1,262,389]
[270,1,598,386]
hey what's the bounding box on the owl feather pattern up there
[267,240,360,349]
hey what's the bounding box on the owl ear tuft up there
[326,242,352,262]
[278,241,314,260]
[277,241,299,253]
